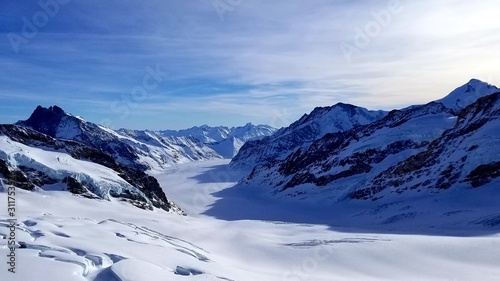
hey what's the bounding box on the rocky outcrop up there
[0,124,182,213]
[230,103,387,170]
[236,80,500,202]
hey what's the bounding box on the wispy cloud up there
[1,0,499,129]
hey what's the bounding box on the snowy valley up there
[1,79,499,281]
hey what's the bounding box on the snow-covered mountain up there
[16,106,223,170]
[230,103,387,170]
[237,79,500,201]
[157,123,277,158]
[0,124,182,213]
[435,78,499,113]
[1,80,499,281]
[16,106,275,170]
[158,123,276,144]
[352,91,500,199]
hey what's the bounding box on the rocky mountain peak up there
[230,102,387,170]
[435,79,498,113]
[17,105,76,137]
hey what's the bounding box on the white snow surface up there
[0,136,143,201]
[230,103,387,170]
[1,159,500,281]
[157,123,277,158]
[435,79,499,112]
[18,105,276,170]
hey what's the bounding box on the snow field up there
[0,159,499,281]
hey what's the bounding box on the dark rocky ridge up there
[17,106,148,170]
[230,102,387,170]
[0,124,181,212]
[238,87,500,202]
[244,101,451,192]
[351,92,500,199]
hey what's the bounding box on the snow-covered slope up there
[239,102,455,198]
[352,91,500,199]
[1,159,499,281]
[0,124,181,212]
[237,80,500,202]
[17,106,275,170]
[230,103,387,170]
[435,78,499,114]
[158,123,277,158]
[114,128,222,170]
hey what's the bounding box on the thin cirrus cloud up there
[0,0,499,130]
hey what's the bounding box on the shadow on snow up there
[189,163,500,237]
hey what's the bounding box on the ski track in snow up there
[0,159,499,281]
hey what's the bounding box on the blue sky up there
[1,0,500,130]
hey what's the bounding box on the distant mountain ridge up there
[235,79,500,202]
[435,78,499,113]
[17,106,276,170]
[230,102,387,170]
[147,123,276,158]
[2,105,275,212]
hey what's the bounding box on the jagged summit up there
[24,105,73,122]
[235,81,500,202]
[18,105,75,137]
[157,123,277,158]
[14,105,275,170]
[291,102,386,132]
[0,124,182,213]
[230,102,388,170]
[15,105,223,170]
[435,79,499,113]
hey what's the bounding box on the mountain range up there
[230,102,387,170]
[17,105,276,170]
[0,79,498,213]
[234,79,500,202]
[0,124,182,213]
[0,106,274,211]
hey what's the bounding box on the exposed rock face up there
[0,158,36,191]
[241,102,454,197]
[236,80,500,202]
[17,105,276,170]
[0,124,182,213]
[351,92,500,199]
[230,103,387,170]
